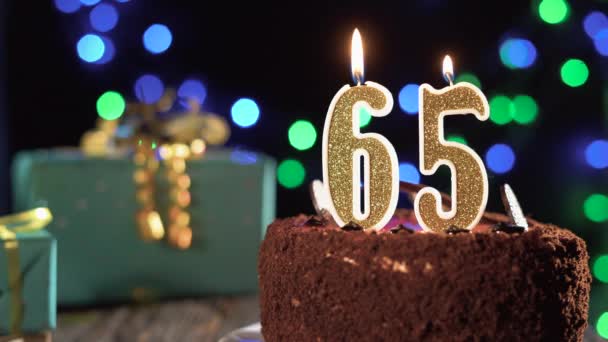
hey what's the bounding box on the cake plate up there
[218,322,264,342]
[220,323,602,341]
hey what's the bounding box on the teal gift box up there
[12,148,276,306]
[0,229,56,334]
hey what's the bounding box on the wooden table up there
[56,296,259,342]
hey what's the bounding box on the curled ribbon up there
[0,208,52,334]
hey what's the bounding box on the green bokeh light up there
[277,159,306,189]
[598,312,608,339]
[447,134,468,145]
[455,72,482,89]
[560,59,589,87]
[512,95,539,125]
[593,255,608,283]
[489,95,514,125]
[583,194,608,222]
[538,0,569,24]
[360,107,372,128]
[96,91,125,120]
[288,120,317,151]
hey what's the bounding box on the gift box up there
[0,228,56,334]
[12,148,276,306]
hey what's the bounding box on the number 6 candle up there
[414,56,490,232]
[322,29,398,230]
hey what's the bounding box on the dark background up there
[3,0,607,330]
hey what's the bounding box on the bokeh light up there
[230,150,258,165]
[143,24,172,54]
[489,95,514,125]
[90,3,118,32]
[288,120,317,151]
[398,84,419,115]
[96,91,125,120]
[594,255,608,283]
[231,98,260,128]
[560,59,589,87]
[538,0,569,24]
[583,11,608,39]
[80,0,101,6]
[455,72,482,89]
[593,29,608,56]
[134,74,165,104]
[499,38,537,69]
[447,134,468,145]
[485,143,515,174]
[54,0,80,13]
[359,107,372,128]
[93,36,115,65]
[583,194,608,222]
[598,312,608,339]
[77,34,105,63]
[585,140,608,169]
[277,159,306,189]
[177,79,207,105]
[399,162,420,184]
[511,95,538,125]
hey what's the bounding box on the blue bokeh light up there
[54,0,80,13]
[134,74,165,104]
[583,11,608,39]
[485,144,516,174]
[231,150,258,165]
[177,79,207,106]
[231,98,260,128]
[90,3,119,32]
[93,36,115,64]
[585,139,608,169]
[593,29,608,56]
[398,84,419,115]
[77,34,105,63]
[399,162,421,184]
[143,24,172,54]
[499,38,537,69]
[80,0,101,6]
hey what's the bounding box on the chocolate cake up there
[258,209,591,341]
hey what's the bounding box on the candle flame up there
[351,28,364,85]
[443,55,454,85]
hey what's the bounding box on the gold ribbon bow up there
[81,90,230,250]
[0,208,53,334]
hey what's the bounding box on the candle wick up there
[353,73,364,86]
[443,72,454,87]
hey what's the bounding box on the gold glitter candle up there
[321,29,399,230]
[414,56,490,232]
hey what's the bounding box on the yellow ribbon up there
[0,208,52,334]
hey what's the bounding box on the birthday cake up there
[258,209,591,341]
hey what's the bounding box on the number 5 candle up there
[322,29,398,230]
[415,56,490,232]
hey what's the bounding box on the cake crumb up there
[424,262,433,273]
[325,251,333,257]
[342,256,359,266]
[378,256,408,273]
[291,298,301,307]
[393,261,408,273]
[380,256,393,270]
